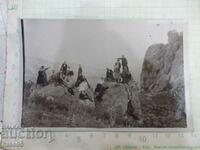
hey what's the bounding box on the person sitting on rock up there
[66,66,74,76]
[55,70,75,95]
[106,68,114,82]
[78,76,94,102]
[94,81,109,102]
[56,71,65,85]
[37,66,49,87]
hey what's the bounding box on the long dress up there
[114,63,121,82]
[37,70,47,85]
[61,64,68,75]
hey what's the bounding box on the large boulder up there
[95,79,143,127]
[28,83,95,110]
[140,30,185,119]
[141,30,184,92]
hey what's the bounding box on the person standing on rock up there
[75,65,84,87]
[114,59,121,83]
[118,55,129,72]
[106,68,114,82]
[36,66,49,86]
[94,77,109,102]
[60,61,68,76]
[118,55,132,83]
[121,66,132,83]
[78,64,82,77]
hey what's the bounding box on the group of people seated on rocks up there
[36,62,93,101]
[35,55,132,102]
[37,61,74,87]
[94,55,132,102]
[49,62,74,86]
[106,55,132,84]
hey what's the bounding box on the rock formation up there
[95,79,143,127]
[140,30,185,120]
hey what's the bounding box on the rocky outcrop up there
[23,79,142,127]
[141,30,184,92]
[95,79,143,127]
[140,30,185,120]
[28,83,95,110]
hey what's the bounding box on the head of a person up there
[79,64,81,67]
[41,66,44,69]
[122,55,125,58]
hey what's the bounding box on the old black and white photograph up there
[21,20,189,129]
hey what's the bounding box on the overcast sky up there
[24,19,186,82]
